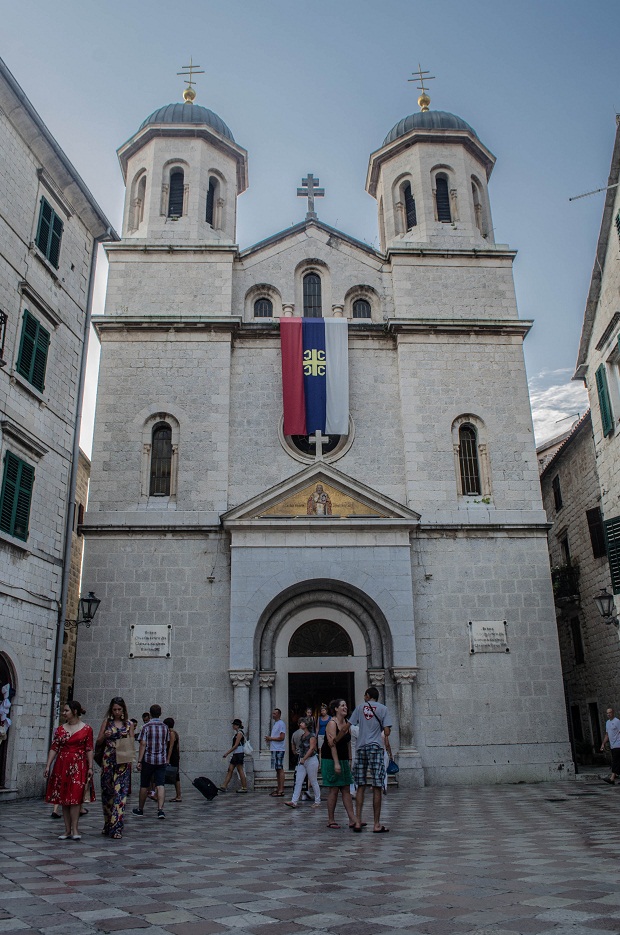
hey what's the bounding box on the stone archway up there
[0,652,17,789]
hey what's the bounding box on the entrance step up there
[253,770,399,790]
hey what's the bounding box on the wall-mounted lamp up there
[65,591,101,630]
[594,588,619,629]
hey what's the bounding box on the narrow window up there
[303,273,322,317]
[16,310,50,392]
[254,297,273,318]
[570,705,584,743]
[560,535,571,566]
[552,474,563,511]
[168,169,184,218]
[595,364,614,436]
[616,211,620,246]
[586,507,607,558]
[458,424,481,495]
[352,298,371,319]
[570,617,585,665]
[403,182,417,230]
[435,175,452,222]
[135,173,146,228]
[206,176,218,227]
[149,423,172,496]
[604,514,620,593]
[35,197,63,268]
[0,452,35,541]
[472,181,484,235]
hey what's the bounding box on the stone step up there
[253,770,399,789]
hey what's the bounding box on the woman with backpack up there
[219,718,248,793]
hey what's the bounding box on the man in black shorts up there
[133,704,169,818]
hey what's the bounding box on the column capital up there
[229,669,254,689]
[391,667,418,685]
[258,670,276,689]
[367,668,385,688]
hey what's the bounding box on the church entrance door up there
[288,671,354,769]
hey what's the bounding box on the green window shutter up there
[35,197,63,267]
[605,515,620,594]
[0,452,34,541]
[595,364,614,436]
[16,310,49,391]
[48,213,63,268]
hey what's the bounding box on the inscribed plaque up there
[468,620,509,654]
[130,624,172,658]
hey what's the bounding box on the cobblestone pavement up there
[2,781,620,935]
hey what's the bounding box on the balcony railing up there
[552,564,580,603]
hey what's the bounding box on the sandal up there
[327,821,341,829]
[269,791,284,797]
[110,833,122,839]
[170,797,182,802]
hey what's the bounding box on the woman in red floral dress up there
[44,700,95,840]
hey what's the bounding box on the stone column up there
[228,670,254,737]
[367,668,386,702]
[258,671,276,754]
[391,667,418,751]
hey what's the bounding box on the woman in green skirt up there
[320,699,357,829]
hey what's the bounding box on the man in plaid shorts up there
[349,687,392,832]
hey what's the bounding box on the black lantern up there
[594,588,619,627]
[65,591,101,630]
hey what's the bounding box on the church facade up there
[75,90,572,785]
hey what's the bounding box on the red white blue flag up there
[280,318,349,436]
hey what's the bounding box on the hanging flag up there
[280,318,349,436]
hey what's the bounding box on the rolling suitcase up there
[192,776,218,800]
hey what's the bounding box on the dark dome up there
[383,110,477,147]
[139,103,235,141]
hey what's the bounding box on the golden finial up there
[177,58,205,104]
[408,63,436,112]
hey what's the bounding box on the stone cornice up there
[386,245,516,261]
[92,315,242,336]
[103,242,238,257]
[387,318,532,337]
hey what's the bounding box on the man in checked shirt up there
[133,704,170,819]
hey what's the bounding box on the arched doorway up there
[0,652,17,789]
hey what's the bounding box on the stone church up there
[76,83,572,786]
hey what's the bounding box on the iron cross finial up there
[408,63,436,112]
[297,173,325,220]
[177,57,205,104]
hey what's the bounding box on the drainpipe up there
[50,229,113,744]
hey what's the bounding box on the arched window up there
[288,620,354,657]
[130,172,147,230]
[303,273,322,317]
[471,180,484,236]
[458,424,481,495]
[168,169,184,218]
[435,174,452,222]
[352,298,371,319]
[206,175,218,227]
[403,182,417,230]
[254,297,273,318]
[149,422,172,496]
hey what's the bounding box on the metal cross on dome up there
[408,63,435,112]
[297,174,325,220]
[177,58,205,102]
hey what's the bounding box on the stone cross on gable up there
[297,174,325,220]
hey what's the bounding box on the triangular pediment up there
[240,218,381,263]
[222,462,420,527]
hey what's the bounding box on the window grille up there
[35,197,63,268]
[303,273,322,317]
[586,507,607,558]
[0,452,34,541]
[458,425,481,495]
[149,423,172,496]
[288,620,353,657]
[16,310,49,392]
[435,175,452,222]
[206,176,217,226]
[403,182,417,229]
[352,298,371,319]
[254,298,273,318]
[168,170,184,217]
[552,474,563,511]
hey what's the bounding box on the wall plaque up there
[130,624,171,658]
[468,620,509,654]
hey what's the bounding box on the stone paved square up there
[2,783,620,934]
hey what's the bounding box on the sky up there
[3,0,620,452]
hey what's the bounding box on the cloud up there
[528,375,589,445]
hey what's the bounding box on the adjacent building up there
[0,59,116,798]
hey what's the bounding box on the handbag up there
[242,738,253,755]
[114,735,135,764]
[386,758,399,775]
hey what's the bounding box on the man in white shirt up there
[601,707,620,784]
[265,708,286,797]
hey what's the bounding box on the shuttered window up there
[168,170,184,217]
[616,211,620,245]
[604,515,620,594]
[35,197,63,268]
[595,364,614,436]
[303,273,322,318]
[435,175,452,222]
[16,310,49,392]
[0,452,35,541]
[403,183,417,229]
[586,507,607,558]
